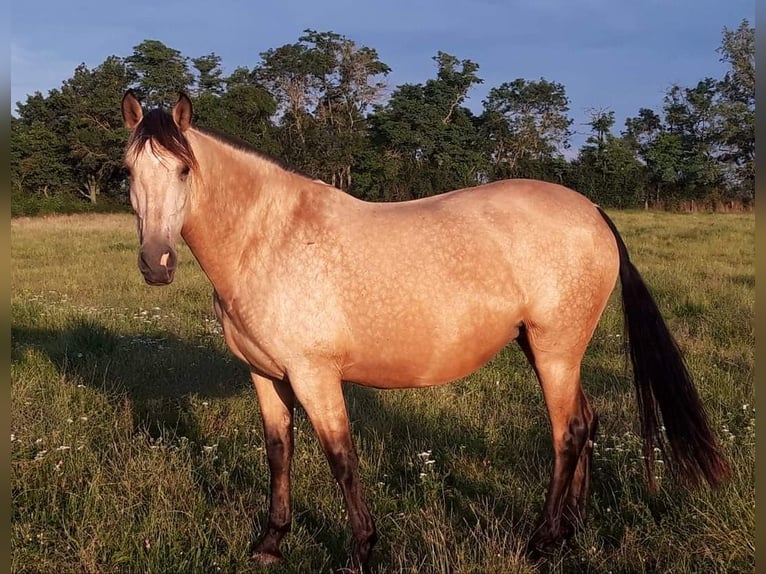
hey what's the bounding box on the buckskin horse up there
[120,91,728,571]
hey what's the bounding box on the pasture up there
[11,211,754,573]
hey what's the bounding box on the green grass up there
[11,211,754,573]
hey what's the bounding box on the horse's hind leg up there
[518,330,597,557]
[567,389,598,527]
[250,373,296,564]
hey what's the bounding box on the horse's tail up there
[596,206,729,491]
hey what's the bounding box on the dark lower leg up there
[250,375,295,562]
[529,413,588,548]
[528,410,592,557]
[252,434,294,560]
[326,445,378,571]
[564,400,598,528]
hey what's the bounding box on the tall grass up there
[11,211,754,573]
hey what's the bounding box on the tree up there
[300,30,390,189]
[254,30,390,189]
[11,116,74,197]
[663,79,723,198]
[12,88,75,201]
[716,19,754,198]
[718,19,754,102]
[192,53,225,96]
[365,52,484,200]
[192,66,279,156]
[60,57,135,203]
[621,21,755,205]
[571,109,646,207]
[480,78,573,182]
[642,132,684,204]
[255,40,322,152]
[126,40,194,108]
[624,108,663,154]
[624,108,685,206]
[624,78,725,207]
[9,26,755,216]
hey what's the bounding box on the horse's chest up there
[212,290,285,379]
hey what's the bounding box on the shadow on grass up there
[11,316,647,571]
[12,317,249,444]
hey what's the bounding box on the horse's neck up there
[180,131,301,296]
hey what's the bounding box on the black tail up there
[596,207,729,491]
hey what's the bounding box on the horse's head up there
[121,91,197,286]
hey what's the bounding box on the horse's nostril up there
[138,247,176,283]
[161,250,177,271]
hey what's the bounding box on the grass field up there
[11,211,754,573]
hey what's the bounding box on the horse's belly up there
[342,310,522,389]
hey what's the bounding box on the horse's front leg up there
[250,373,295,564]
[290,365,377,573]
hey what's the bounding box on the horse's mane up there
[128,107,287,172]
[127,109,199,170]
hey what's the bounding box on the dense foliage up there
[10,21,754,215]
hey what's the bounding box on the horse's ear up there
[172,93,193,132]
[121,90,143,130]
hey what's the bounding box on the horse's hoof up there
[525,531,557,562]
[524,542,549,563]
[525,531,569,563]
[250,550,284,565]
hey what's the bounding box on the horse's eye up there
[180,165,190,178]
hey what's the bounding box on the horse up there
[120,91,728,571]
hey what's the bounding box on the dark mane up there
[128,108,198,170]
[128,108,290,172]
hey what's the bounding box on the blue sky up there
[11,0,753,148]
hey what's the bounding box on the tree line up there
[10,21,754,216]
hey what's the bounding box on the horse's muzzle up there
[138,244,177,286]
